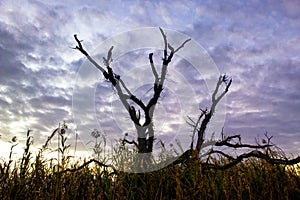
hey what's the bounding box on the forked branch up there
[74,28,191,154]
[204,149,300,170]
[174,133,300,170]
[193,75,232,152]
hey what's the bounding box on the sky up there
[0,0,299,161]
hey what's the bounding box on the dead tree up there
[73,28,190,154]
[187,74,232,153]
[73,28,299,170]
[182,75,300,169]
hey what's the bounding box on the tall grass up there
[0,131,299,199]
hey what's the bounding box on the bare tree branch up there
[169,133,300,171]
[118,79,132,96]
[149,53,159,84]
[159,27,167,51]
[103,46,114,66]
[174,38,191,53]
[187,112,205,150]
[73,34,88,56]
[123,139,138,149]
[204,150,300,170]
[215,134,272,149]
[60,159,117,175]
[73,34,107,74]
[195,75,232,153]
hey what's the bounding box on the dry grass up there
[0,131,299,200]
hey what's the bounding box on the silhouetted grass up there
[0,131,299,200]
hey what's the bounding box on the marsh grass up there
[0,131,299,200]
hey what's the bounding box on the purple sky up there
[0,0,299,158]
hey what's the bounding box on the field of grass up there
[0,130,299,200]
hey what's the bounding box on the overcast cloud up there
[0,0,299,159]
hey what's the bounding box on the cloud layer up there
[0,0,299,158]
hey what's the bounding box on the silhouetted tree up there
[74,28,190,154]
[73,27,300,170]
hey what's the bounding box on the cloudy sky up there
[0,0,299,160]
